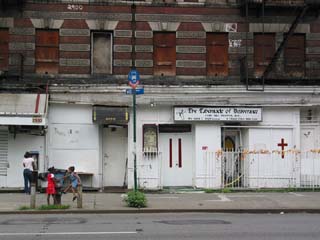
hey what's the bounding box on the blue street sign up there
[126,88,144,95]
[128,69,140,88]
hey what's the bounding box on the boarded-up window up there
[284,34,305,77]
[0,29,9,71]
[35,30,59,74]
[153,32,176,76]
[92,32,112,74]
[254,33,276,76]
[206,33,228,76]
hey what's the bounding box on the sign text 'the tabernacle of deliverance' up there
[174,107,262,122]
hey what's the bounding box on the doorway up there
[159,124,193,187]
[222,128,241,151]
[102,126,128,189]
[221,128,243,187]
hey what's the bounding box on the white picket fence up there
[202,150,320,189]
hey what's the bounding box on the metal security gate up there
[221,151,300,189]
[0,129,9,176]
[222,151,246,188]
[202,150,318,189]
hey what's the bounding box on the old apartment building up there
[0,0,320,190]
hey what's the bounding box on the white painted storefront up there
[1,87,320,190]
[47,104,101,188]
[0,126,45,188]
[130,105,302,189]
[47,104,130,189]
[46,88,320,190]
[0,94,47,189]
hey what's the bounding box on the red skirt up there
[46,174,56,194]
[46,183,56,194]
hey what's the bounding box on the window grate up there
[301,109,319,124]
[0,130,8,176]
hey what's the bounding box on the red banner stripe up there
[178,138,182,168]
[169,138,172,168]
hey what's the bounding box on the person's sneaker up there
[72,196,77,201]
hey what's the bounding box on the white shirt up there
[23,157,34,171]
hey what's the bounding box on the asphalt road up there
[0,213,320,240]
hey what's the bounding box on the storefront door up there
[103,127,128,188]
[159,131,193,187]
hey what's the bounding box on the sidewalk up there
[1,191,320,214]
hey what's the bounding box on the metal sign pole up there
[133,88,137,191]
[130,1,138,192]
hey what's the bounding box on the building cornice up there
[48,85,320,107]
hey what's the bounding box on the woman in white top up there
[22,152,34,194]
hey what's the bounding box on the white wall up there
[258,107,299,126]
[247,108,297,188]
[127,106,173,189]
[300,107,320,151]
[250,107,299,150]
[242,128,249,149]
[48,104,100,188]
[300,107,320,183]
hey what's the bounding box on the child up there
[63,166,81,201]
[46,167,57,205]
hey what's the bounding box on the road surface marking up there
[148,196,179,199]
[206,194,232,202]
[0,232,137,236]
[289,192,304,197]
[228,195,266,198]
[177,191,205,194]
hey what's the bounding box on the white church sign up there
[174,107,262,122]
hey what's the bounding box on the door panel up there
[103,127,128,187]
[160,133,193,186]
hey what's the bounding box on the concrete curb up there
[2,208,320,215]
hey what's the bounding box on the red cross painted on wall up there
[277,138,288,159]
